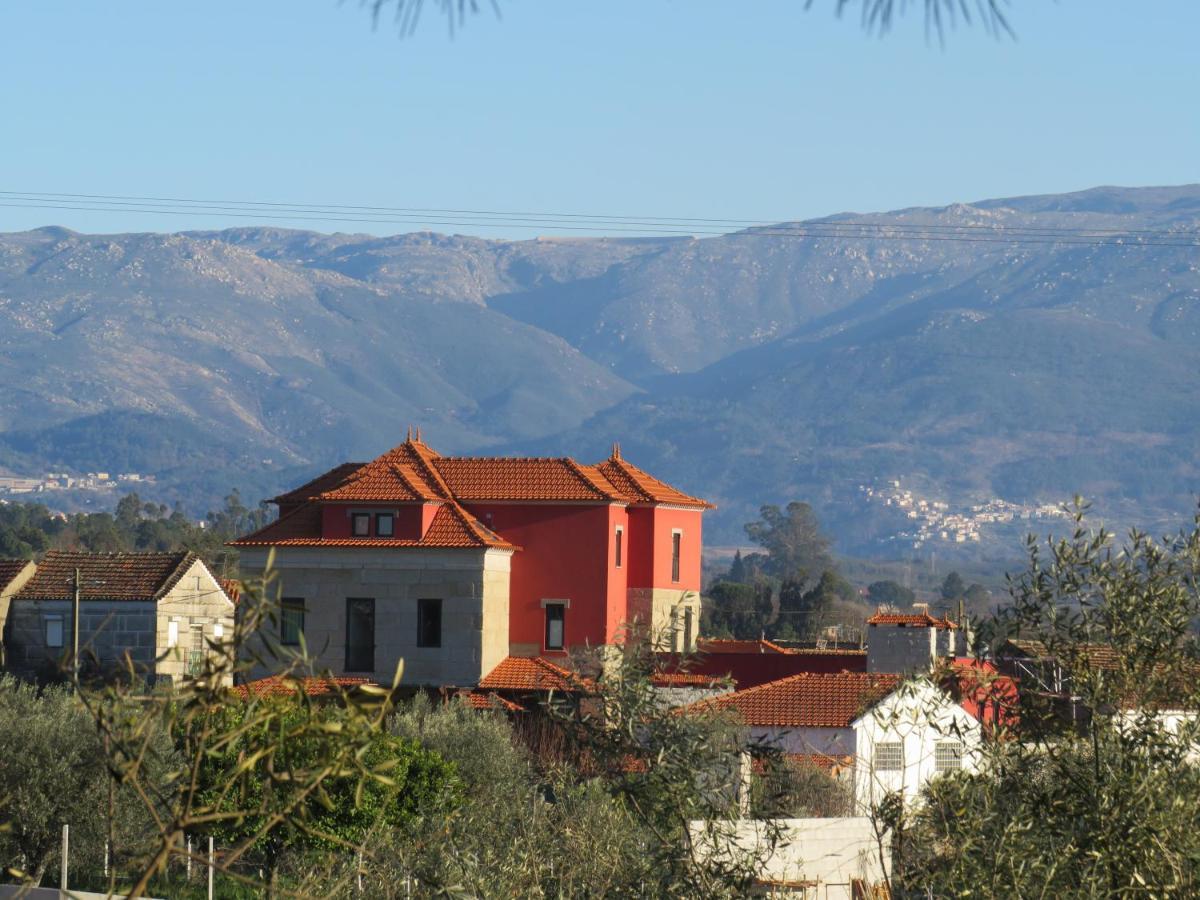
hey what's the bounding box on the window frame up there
[351,512,371,537]
[345,597,376,673]
[416,598,442,649]
[874,741,903,772]
[671,529,682,583]
[544,602,566,651]
[280,597,305,647]
[375,512,395,538]
[44,614,64,649]
[935,741,964,772]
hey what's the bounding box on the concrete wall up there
[866,623,936,674]
[852,681,982,811]
[628,587,700,651]
[688,817,890,893]
[239,546,511,687]
[750,725,856,757]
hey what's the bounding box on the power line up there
[1,195,1198,249]
[5,189,1197,238]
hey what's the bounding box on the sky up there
[0,1,1197,239]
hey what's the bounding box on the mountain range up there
[1,184,1198,555]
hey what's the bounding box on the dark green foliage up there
[867,579,915,607]
[744,502,834,585]
[703,580,773,639]
[0,492,269,572]
[940,570,966,601]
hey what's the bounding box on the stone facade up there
[0,560,36,668]
[628,587,700,652]
[239,546,512,687]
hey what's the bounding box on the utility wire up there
[5,189,1198,238]
[2,196,1198,249]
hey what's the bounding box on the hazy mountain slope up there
[0,228,637,475]
[1,184,1198,553]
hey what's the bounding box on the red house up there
[232,432,711,687]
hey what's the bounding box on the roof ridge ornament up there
[611,441,621,459]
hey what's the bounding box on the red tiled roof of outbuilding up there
[478,656,593,692]
[688,671,901,728]
[455,690,526,713]
[18,550,201,602]
[867,612,957,629]
[233,675,376,699]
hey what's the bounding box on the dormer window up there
[352,513,370,537]
[376,513,394,537]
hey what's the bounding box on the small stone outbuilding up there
[3,550,236,684]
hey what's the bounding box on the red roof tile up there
[454,689,526,713]
[690,671,901,728]
[17,551,202,602]
[270,463,365,505]
[478,656,593,692]
[867,612,957,629]
[594,447,713,508]
[433,456,621,502]
[233,675,376,699]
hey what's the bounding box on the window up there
[684,606,695,652]
[935,741,963,772]
[45,615,64,649]
[375,512,394,537]
[213,622,224,640]
[189,625,205,676]
[352,513,371,537]
[417,598,442,648]
[281,598,305,646]
[875,742,903,771]
[544,603,565,651]
[345,598,375,672]
[167,618,179,649]
[671,531,682,582]
[614,526,623,568]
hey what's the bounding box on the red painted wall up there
[464,503,621,654]
[320,503,424,539]
[649,507,703,591]
[657,651,867,689]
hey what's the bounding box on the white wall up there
[852,680,982,811]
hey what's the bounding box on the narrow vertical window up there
[545,603,565,651]
[167,618,179,649]
[671,531,682,582]
[614,526,623,568]
[417,598,442,648]
[345,598,375,672]
[376,512,394,537]
[189,625,205,676]
[45,615,64,649]
[281,598,305,646]
[352,513,371,537]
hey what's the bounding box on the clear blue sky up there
[1,1,1196,239]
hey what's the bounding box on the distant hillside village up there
[0,470,155,495]
[1,432,1197,895]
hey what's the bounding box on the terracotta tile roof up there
[233,675,376,699]
[697,638,795,655]
[689,671,901,728]
[17,550,200,602]
[478,656,593,693]
[650,671,730,688]
[270,463,365,504]
[218,578,242,604]
[0,558,33,593]
[594,446,713,508]
[867,612,957,629]
[228,500,515,550]
[433,456,622,502]
[317,462,441,502]
[454,689,526,713]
